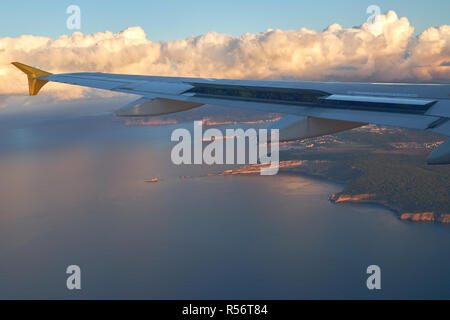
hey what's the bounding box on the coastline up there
[282,166,450,225]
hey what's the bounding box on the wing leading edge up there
[12,62,450,164]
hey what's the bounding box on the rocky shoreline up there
[276,156,449,226]
[188,156,449,226]
[329,193,450,225]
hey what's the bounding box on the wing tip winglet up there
[11,62,53,96]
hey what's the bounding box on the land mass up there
[279,125,450,225]
[122,106,449,225]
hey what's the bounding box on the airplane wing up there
[12,62,450,165]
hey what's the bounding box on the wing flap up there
[269,115,366,141]
[178,94,440,130]
[432,119,450,136]
[115,97,203,117]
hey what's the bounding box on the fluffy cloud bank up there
[1,10,449,98]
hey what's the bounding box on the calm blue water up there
[0,97,449,299]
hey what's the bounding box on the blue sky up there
[1,0,449,41]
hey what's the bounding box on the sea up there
[0,95,449,299]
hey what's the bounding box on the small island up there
[144,178,160,183]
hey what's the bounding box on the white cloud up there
[1,10,449,98]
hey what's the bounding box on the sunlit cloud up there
[1,10,449,99]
